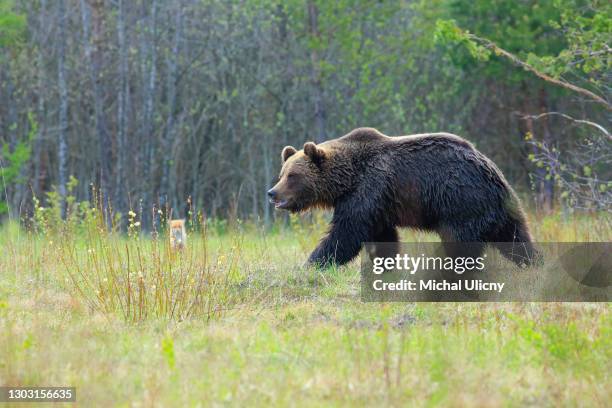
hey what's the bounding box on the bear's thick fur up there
[268,127,535,268]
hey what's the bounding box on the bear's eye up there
[287,173,297,180]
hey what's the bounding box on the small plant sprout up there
[127,209,141,238]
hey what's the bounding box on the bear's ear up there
[281,146,297,163]
[303,142,326,166]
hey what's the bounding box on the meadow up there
[0,205,610,407]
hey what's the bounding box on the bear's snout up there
[267,187,289,209]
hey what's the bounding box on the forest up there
[0,0,609,228]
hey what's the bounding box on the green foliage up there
[544,0,611,84]
[432,0,610,89]
[31,176,100,235]
[0,0,25,48]
[206,217,229,236]
[0,112,35,215]
[434,19,491,61]
[161,335,176,370]
[432,0,565,82]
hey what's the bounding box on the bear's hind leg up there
[438,224,486,260]
[490,217,539,266]
[442,241,485,260]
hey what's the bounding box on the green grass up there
[0,211,610,407]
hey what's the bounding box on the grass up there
[0,210,610,407]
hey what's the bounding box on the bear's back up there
[335,128,474,153]
[393,132,474,151]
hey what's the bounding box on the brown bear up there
[267,127,535,268]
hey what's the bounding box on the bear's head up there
[267,141,348,212]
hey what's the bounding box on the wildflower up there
[134,222,141,227]
[128,210,136,218]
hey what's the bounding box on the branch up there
[515,111,611,141]
[468,34,612,111]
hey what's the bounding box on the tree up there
[434,0,610,211]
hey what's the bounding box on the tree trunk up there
[115,0,129,218]
[262,133,271,226]
[80,0,112,219]
[307,0,326,143]
[140,0,157,229]
[539,88,555,213]
[57,0,69,218]
[160,4,182,214]
[33,0,49,199]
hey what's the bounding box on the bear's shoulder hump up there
[340,127,387,144]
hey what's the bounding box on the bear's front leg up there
[307,211,374,268]
[307,229,366,268]
[371,225,400,260]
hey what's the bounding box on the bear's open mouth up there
[269,198,289,209]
